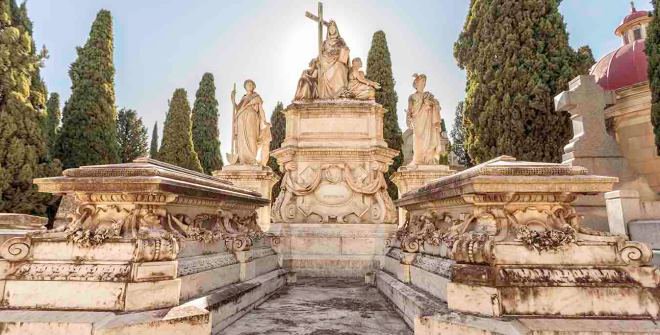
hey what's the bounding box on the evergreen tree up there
[0,0,61,214]
[455,0,586,163]
[267,102,285,199]
[12,1,47,118]
[117,109,148,163]
[366,30,403,199]
[450,102,472,166]
[150,122,159,158]
[44,93,61,156]
[55,10,119,168]
[575,45,596,75]
[159,89,203,172]
[191,73,223,174]
[647,0,660,154]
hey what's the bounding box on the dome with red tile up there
[590,39,648,91]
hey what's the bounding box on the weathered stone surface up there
[388,155,659,321]
[391,164,453,226]
[223,277,412,334]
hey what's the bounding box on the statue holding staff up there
[227,80,269,166]
[406,74,443,166]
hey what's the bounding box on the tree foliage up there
[0,0,61,214]
[117,108,148,163]
[450,102,472,166]
[192,73,223,174]
[267,102,285,199]
[159,89,203,172]
[647,0,660,154]
[55,10,119,168]
[366,30,403,199]
[454,0,590,163]
[150,121,159,158]
[44,92,60,157]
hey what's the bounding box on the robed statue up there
[347,57,380,100]
[406,74,443,166]
[318,20,350,99]
[227,80,271,166]
[294,58,318,100]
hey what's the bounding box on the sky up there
[26,0,644,158]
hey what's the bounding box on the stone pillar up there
[270,100,399,277]
[554,75,653,231]
[391,165,453,227]
[214,165,279,231]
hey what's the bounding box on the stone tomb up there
[379,156,659,334]
[0,158,285,334]
[270,100,399,277]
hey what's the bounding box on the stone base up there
[391,165,454,226]
[0,268,287,335]
[269,223,397,277]
[377,270,660,335]
[213,165,279,231]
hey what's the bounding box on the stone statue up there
[406,74,442,166]
[294,58,319,100]
[227,80,269,166]
[318,20,350,99]
[347,57,380,100]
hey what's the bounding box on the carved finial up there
[630,1,636,12]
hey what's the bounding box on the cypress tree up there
[450,102,472,166]
[366,30,403,199]
[150,122,159,158]
[159,89,203,172]
[647,0,660,154]
[455,0,585,163]
[191,73,223,174]
[575,45,596,75]
[44,93,60,157]
[117,108,148,163]
[267,102,285,199]
[55,10,119,168]
[13,2,47,118]
[0,0,61,214]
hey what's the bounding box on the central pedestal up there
[270,100,399,277]
[270,223,397,277]
[391,164,454,227]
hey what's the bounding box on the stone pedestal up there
[391,165,454,226]
[270,100,399,277]
[213,165,279,231]
[269,223,397,277]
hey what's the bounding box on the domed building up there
[590,3,660,195]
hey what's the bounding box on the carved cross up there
[305,2,330,59]
[554,75,618,162]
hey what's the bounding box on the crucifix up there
[305,2,330,60]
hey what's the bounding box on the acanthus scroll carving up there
[272,161,396,224]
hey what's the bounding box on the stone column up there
[213,165,279,231]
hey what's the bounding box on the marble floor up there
[222,277,412,335]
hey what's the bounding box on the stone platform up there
[223,277,412,335]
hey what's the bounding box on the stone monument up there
[269,3,399,277]
[391,74,454,226]
[555,75,655,231]
[379,156,659,334]
[0,158,286,334]
[214,79,279,231]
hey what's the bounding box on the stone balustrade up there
[378,155,660,334]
